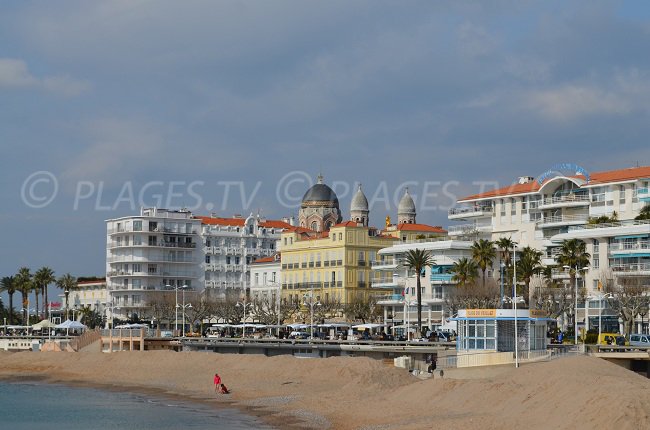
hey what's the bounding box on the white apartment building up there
[106,209,294,320]
[249,253,281,304]
[106,208,202,321]
[448,165,650,331]
[197,214,290,298]
[372,240,473,330]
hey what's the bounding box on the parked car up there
[629,333,650,347]
[289,331,309,339]
[597,333,627,346]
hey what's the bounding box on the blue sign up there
[536,163,591,185]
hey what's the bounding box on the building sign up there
[536,163,591,185]
[466,309,497,318]
[529,309,549,319]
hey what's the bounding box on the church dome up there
[398,188,416,214]
[301,175,339,206]
[351,184,369,212]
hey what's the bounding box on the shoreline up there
[0,370,311,430]
[1,350,649,430]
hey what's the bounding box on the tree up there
[0,276,16,325]
[56,273,77,320]
[517,247,543,305]
[451,257,479,287]
[495,237,515,268]
[342,294,381,324]
[635,204,650,221]
[78,305,103,329]
[471,239,496,287]
[404,249,435,336]
[605,277,650,335]
[555,239,590,331]
[15,267,32,325]
[148,292,177,329]
[34,267,55,317]
[444,279,500,315]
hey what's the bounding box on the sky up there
[2,0,650,285]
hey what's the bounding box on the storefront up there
[453,309,550,353]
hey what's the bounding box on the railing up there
[448,205,493,217]
[611,262,650,273]
[609,241,650,252]
[430,273,453,282]
[568,219,650,231]
[536,214,589,227]
[540,194,590,206]
[448,223,492,235]
[371,259,400,268]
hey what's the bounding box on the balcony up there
[447,223,492,236]
[638,187,649,202]
[538,194,590,210]
[550,268,571,279]
[536,214,589,228]
[376,294,404,304]
[611,262,650,276]
[609,241,650,256]
[371,259,400,270]
[430,273,454,283]
[448,205,493,220]
[371,279,406,289]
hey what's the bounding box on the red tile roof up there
[195,216,294,230]
[252,255,278,264]
[393,223,447,233]
[459,165,650,201]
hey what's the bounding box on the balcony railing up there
[609,241,650,253]
[536,214,589,227]
[430,273,454,283]
[539,194,590,207]
[611,262,650,274]
[448,205,493,217]
[371,259,400,268]
[567,219,650,232]
[448,223,492,235]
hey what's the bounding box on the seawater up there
[0,381,274,430]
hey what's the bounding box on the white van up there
[629,334,650,347]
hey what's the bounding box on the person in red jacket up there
[213,373,222,393]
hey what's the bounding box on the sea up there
[0,381,274,430]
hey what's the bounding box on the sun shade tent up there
[31,320,56,330]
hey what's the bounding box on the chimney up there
[518,176,535,184]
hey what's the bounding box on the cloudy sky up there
[2,0,650,282]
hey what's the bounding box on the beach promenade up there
[0,350,648,429]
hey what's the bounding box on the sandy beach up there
[0,350,648,430]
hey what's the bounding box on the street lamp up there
[236,301,252,338]
[513,241,519,368]
[563,265,589,346]
[170,284,188,336]
[588,292,613,345]
[638,305,648,335]
[303,291,321,340]
[176,287,192,337]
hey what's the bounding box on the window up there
[148,264,157,274]
[235,256,240,264]
[500,199,505,216]
[338,233,342,241]
[205,255,211,264]
[133,235,142,245]
[593,239,600,254]
[591,187,605,203]
[133,220,142,231]
[132,279,141,288]
[132,264,141,273]
[226,256,231,264]
[311,221,318,231]
[255,273,259,285]
[510,198,516,215]
[619,185,626,204]
[521,197,528,213]
[593,256,599,269]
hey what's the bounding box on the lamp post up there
[303,290,321,340]
[500,260,505,308]
[513,241,519,368]
[176,287,192,337]
[563,265,589,346]
[639,305,648,335]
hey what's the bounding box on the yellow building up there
[279,178,449,308]
[280,221,397,306]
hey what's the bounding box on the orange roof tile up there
[459,165,650,201]
[394,223,447,233]
[195,216,294,230]
[252,256,277,264]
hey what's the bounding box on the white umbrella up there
[55,320,87,330]
[32,320,56,330]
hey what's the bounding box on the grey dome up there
[351,184,369,212]
[398,188,416,214]
[302,175,339,205]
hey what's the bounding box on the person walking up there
[214,373,222,393]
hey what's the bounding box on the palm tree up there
[404,249,435,337]
[34,267,56,318]
[56,273,77,320]
[517,247,543,304]
[555,239,590,329]
[471,239,496,286]
[636,204,650,221]
[451,257,479,287]
[14,267,32,325]
[495,237,515,268]
[0,276,16,324]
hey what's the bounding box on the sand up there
[0,350,648,430]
